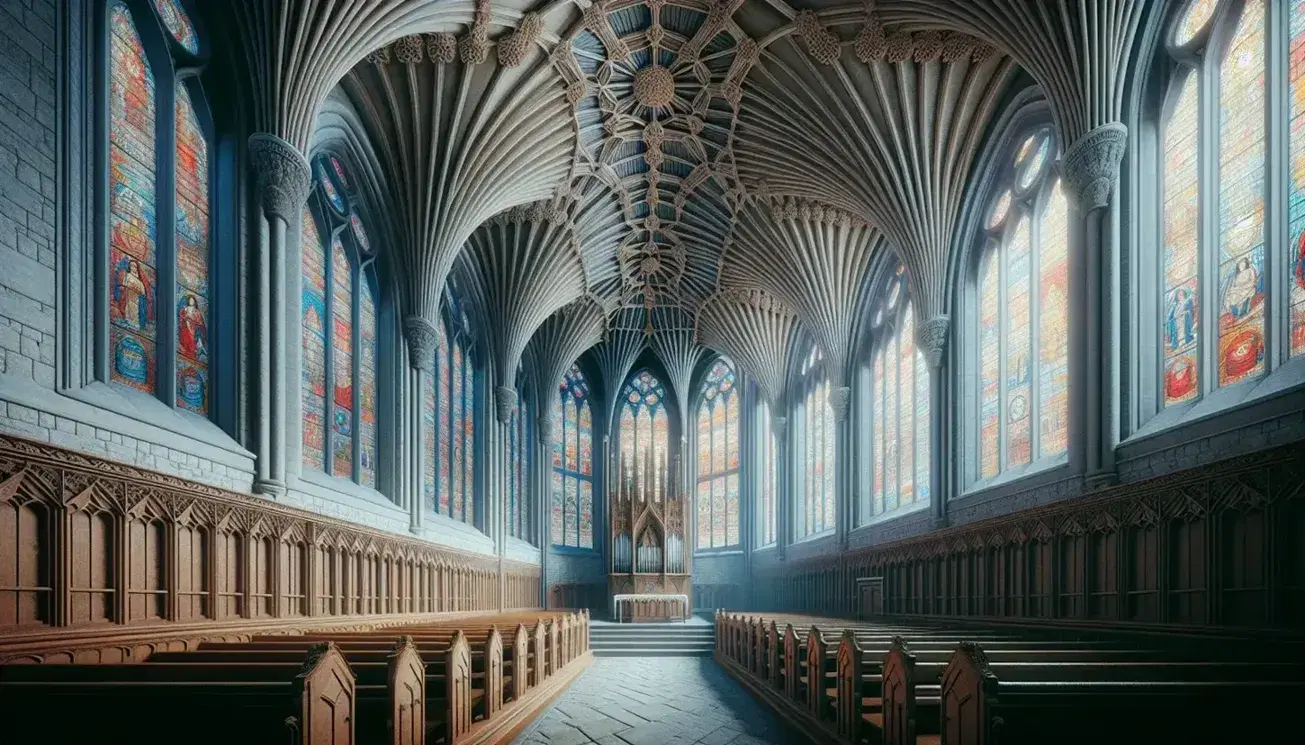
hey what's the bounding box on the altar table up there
[611,593,690,623]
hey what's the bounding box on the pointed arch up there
[552,365,594,549]
[695,358,739,550]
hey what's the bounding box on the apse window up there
[695,358,740,550]
[970,126,1069,486]
[1141,0,1304,424]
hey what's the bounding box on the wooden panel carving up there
[0,435,541,663]
[752,441,1305,632]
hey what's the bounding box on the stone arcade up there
[1,0,1304,744]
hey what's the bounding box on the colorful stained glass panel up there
[1175,0,1219,46]
[978,250,1001,478]
[109,5,158,396]
[359,281,377,487]
[151,0,198,54]
[331,238,353,477]
[1163,77,1201,404]
[1006,217,1033,467]
[301,209,326,471]
[900,310,916,505]
[174,85,208,413]
[1039,182,1070,457]
[1291,0,1305,357]
[1216,0,1267,388]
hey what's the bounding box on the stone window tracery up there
[970,127,1070,485]
[797,347,835,538]
[106,0,217,416]
[858,265,931,523]
[1143,0,1304,423]
[695,358,739,550]
[553,365,594,548]
[618,369,671,498]
[300,157,380,488]
[420,287,477,525]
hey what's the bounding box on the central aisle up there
[509,657,791,745]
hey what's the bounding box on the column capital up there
[916,315,950,369]
[827,386,851,422]
[1060,122,1128,213]
[494,386,518,424]
[247,133,311,220]
[403,316,439,372]
[536,415,554,444]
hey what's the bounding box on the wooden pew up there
[0,642,356,745]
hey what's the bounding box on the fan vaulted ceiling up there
[319,0,1036,402]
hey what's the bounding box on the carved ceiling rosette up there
[342,15,575,371]
[735,5,1013,365]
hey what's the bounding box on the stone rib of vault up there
[591,310,650,425]
[649,321,708,435]
[219,0,500,152]
[524,297,609,437]
[343,29,575,370]
[880,0,1151,148]
[723,197,881,398]
[736,6,1012,340]
[695,288,806,415]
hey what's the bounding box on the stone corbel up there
[536,415,554,445]
[917,315,950,369]
[403,316,439,372]
[247,133,311,220]
[827,386,851,422]
[494,386,518,425]
[1060,123,1128,213]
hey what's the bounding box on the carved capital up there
[772,415,788,439]
[536,415,554,445]
[403,316,440,372]
[494,386,517,425]
[1060,122,1128,213]
[827,386,851,422]
[916,315,950,369]
[247,133,311,220]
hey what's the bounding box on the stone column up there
[247,134,311,497]
[918,315,950,529]
[536,412,555,606]
[494,385,516,612]
[404,317,440,533]
[828,385,851,549]
[1061,123,1127,489]
[773,414,789,561]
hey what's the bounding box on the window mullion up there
[351,262,362,483]
[1199,38,1219,395]
[156,68,178,409]
[998,233,1009,472]
[1266,0,1288,369]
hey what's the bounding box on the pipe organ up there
[608,447,691,620]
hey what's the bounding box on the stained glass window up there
[109,5,159,397]
[108,2,218,419]
[972,127,1069,484]
[1291,1,1305,357]
[618,370,670,499]
[300,156,385,489]
[150,0,198,54]
[798,348,834,537]
[421,298,475,524]
[174,85,208,413]
[758,400,778,546]
[553,365,594,548]
[507,383,530,541]
[861,268,933,522]
[301,209,327,472]
[1157,0,1291,412]
[695,359,739,550]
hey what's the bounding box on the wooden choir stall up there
[608,450,691,622]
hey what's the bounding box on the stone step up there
[591,646,714,658]
[590,639,715,650]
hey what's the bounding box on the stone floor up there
[509,657,790,745]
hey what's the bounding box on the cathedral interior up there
[1,0,1305,743]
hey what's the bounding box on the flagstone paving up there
[510,657,791,745]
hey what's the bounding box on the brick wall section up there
[0,0,58,389]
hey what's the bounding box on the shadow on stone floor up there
[510,656,794,745]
